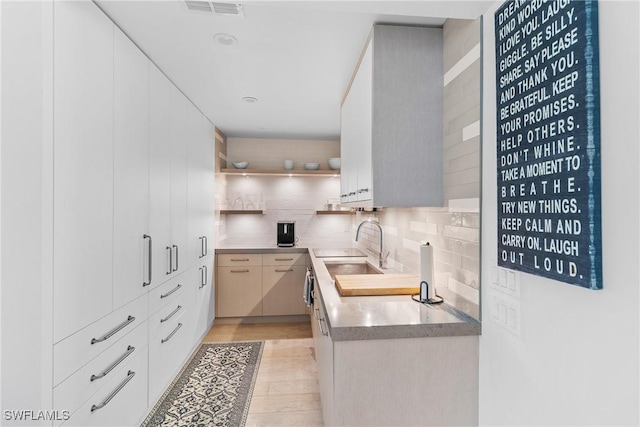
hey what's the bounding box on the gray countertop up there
[308,250,481,341]
[215,245,481,341]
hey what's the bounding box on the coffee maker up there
[277,221,296,247]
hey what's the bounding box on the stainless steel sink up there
[324,262,383,280]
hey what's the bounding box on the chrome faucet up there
[355,218,389,268]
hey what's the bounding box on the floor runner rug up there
[142,341,264,427]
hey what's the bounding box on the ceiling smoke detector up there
[214,33,238,46]
[184,1,244,17]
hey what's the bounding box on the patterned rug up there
[142,341,264,427]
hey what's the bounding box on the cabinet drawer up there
[149,268,190,316]
[149,287,192,341]
[54,293,148,386]
[262,253,307,267]
[217,253,262,267]
[54,320,147,417]
[148,311,194,406]
[62,346,148,427]
[216,266,262,317]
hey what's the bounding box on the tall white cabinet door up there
[187,109,215,264]
[169,87,188,274]
[53,0,114,342]
[113,28,150,309]
[149,65,173,287]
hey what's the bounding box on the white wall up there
[479,1,639,425]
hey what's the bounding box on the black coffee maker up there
[277,221,296,247]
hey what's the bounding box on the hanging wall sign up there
[495,0,602,289]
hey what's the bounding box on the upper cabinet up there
[340,25,444,207]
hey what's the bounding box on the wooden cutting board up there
[335,274,420,296]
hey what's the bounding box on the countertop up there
[215,245,481,341]
[309,250,481,341]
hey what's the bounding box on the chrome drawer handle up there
[275,258,294,261]
[230,258,250,262]
[203,236,208,256]
[91,316,135,345]
[90,370,135,412]
[160,284,182,299]
[230,269,249,273]
[319,317,329,337]
[161,323,183,343]
[275,268,294,272]
[160,305,182,323]
[90,345,135,382]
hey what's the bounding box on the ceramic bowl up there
[304,163,320,170]
[231,161,249,169]
[328,157,341,170]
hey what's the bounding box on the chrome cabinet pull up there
[90,346,135,382]
[160,305,182,323]
[230,269,249,273]
[172,245,179,272]
[314,307,320,320]
[161,323,183,343]
[160,284,182,299]
[203,236,208,256]
[320,318,329,336]
[275,268,294,272]
[91,316,135,345]
[166,246,172,275]
[143,235,152,287]
[275,258,294,261]
[200,265,208,289]
[199,237,204,259]
[230,258,249,262]
[90,370,136,412]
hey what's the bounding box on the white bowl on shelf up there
[328,157,341,170]
[231,161,249,169]
[304,163,320,170]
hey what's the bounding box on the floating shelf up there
[316,210,355,215]
[220,210,264,215]
[221,168,340,177]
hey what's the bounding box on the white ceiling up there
[97,1,492,140]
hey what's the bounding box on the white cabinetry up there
[49,2,216,425]
[194,255,215,340]
[311,290,334,425]
[113,27,151,310]
[340,25,443,207]
[149,66,191,286]
[53,0,115,342]
[149,65,174,285]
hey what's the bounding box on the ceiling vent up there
[184,1,244,17]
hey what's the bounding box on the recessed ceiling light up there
[213,33,238,46]
[242,96,258,104]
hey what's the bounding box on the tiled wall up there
[217,175,353,248]
[355,18,481,319]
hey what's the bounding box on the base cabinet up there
[216,265,263,317]
[312,288,479,426]
[262,253,307,316]
[216,252,309,318]
[61,347,149,427]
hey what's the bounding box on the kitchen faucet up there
[355,218,389,268]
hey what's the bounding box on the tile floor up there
[202,322,324,427]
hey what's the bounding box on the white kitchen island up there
[309,250,481,426]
